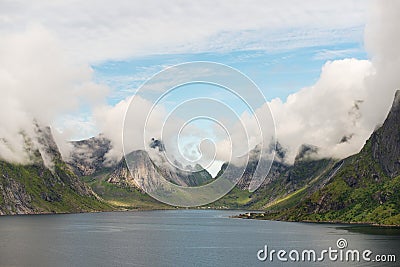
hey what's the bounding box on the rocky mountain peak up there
[33,124,63,167]
[107,149,213,191]
[294,144,319,162]
[68,135,112,176]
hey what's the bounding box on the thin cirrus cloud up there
[313,48,364,60]
[0,0,369,63]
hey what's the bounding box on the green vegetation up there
[185,165,213,186]
[260,139,400,226]
[0,160,113,215]
[0,187,3,206]
[81,171,169,210]
[207,187,252,208]
[206,158,334,210]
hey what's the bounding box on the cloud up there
[204,58,376,165]
[313,48,362,60]
[245,0,400,163]
[362,0,400,129]
[0,0,369,63]
[267,58,374,162]
[93,95,167,165]
[0,25,108,164]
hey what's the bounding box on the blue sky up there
[93,42,368,107]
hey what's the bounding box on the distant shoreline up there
[3,209,400,229]
[232,212,400,228]
[0,206,246,217]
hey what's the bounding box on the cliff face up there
[107,150,213,191]
[371,90,400,177]
[107,151,158,191]
[0,125,110,215]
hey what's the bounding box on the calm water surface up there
[0,210,399,266]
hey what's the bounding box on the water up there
[0,210,399,267]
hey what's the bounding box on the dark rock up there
[68,135,112,176]
[370,90,400,177]
[295,144,319,162]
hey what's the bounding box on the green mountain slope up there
[208,155,334,209]
[251,91,400,225]
[0,160,112,215]
[0,126,112,215]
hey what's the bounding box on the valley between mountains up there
[1,92,400,226]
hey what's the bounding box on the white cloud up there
[313,48,363,60]
[93,95,168,165]
[267,58,374,162]
[362,0,400,129]
[0,0,369,63]
[0,25,108,163]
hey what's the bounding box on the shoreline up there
[2,208,400,228]
[0,206,245,217]
[232,212,400,228]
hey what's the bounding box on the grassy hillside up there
[0,160,113,215]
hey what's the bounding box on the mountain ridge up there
[240,90,400,225]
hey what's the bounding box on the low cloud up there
[0,25,108,164]
[267,58,374,162]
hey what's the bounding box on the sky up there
[1,0,400,177]
[93,44,368,104]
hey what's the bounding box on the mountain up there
[246,90,400,225]
[209,146,333,209]
[68,136,213,188]
[4,91,397,221]
[68,135,112,176]
[68,138,213,209]
[64,129,334,210]
[370,91,400,178]
[0,125,112,215]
